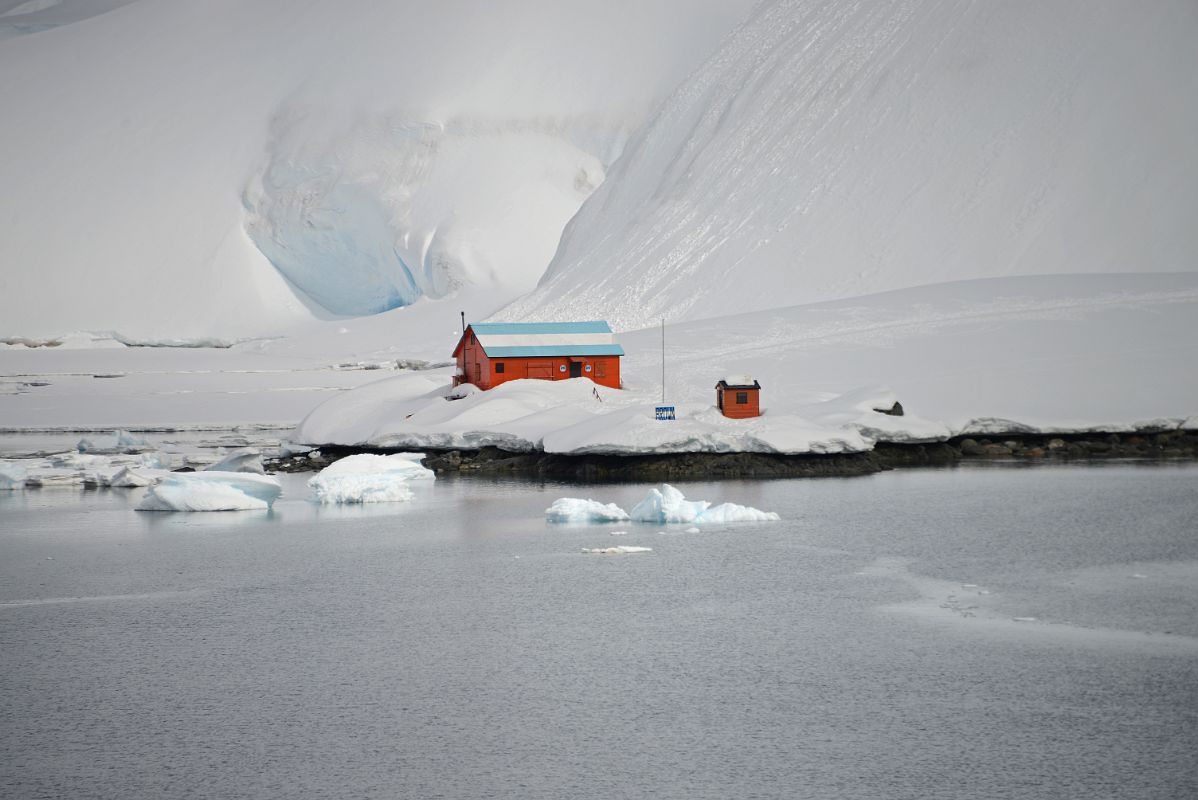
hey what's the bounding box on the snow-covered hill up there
[503,0,1198,329]
[0,0,753,340]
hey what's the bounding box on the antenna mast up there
[661,317,665,404]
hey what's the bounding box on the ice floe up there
[582,546,652,555]
[136,471,283,512]
[629,484,710,524]
[545,497,631,523]
[546,484,778,525]
[0,461,28,490]
[204,448,265,474]
[307,452,434,504]
[76,430,152,454]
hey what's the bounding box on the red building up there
[452,321,623,391]
[716,375,761,418]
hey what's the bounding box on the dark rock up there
[959,438,984,456]
[1022,447,1046,458]
[1047,438,1067,450]
[980,443,1013,456]
[873,401,904,417]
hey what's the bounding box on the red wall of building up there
[455,332,621,390]
[717,386,761,418]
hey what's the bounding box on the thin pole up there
[661,317,665,404]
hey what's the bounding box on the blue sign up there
[655,406,676,421]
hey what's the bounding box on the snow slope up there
[291,273,1198,454]
[0,0,754,340]
[504,0,1198,329]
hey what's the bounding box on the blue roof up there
[485,344,625,358]
[469,321,613,335]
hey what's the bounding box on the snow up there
[545,498,630,524]
[307,453,434,505]
[504,0,1198,330]
[0,0,755,342]
[136,472,283,512]
[0,3,1195,455]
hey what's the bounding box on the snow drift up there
[503,0,1198,329]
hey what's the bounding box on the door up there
[569,361,583,378]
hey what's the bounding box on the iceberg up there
[0,461,28,490]
[76,430,152,454]
[630,484,778,524]
[697,502,780,524]
[629,484,710,524]
[545,498,631,523]
[204,448,265,474]
[107,466,162,488]
[136,472,282,512]
[307,453,433,504]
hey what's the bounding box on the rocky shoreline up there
[267,429,1198,481]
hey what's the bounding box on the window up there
[736,392,748,404]
[494,362,505,374]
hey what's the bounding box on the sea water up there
[1,464,1196,799]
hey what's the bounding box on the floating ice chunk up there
[136,472,282,512]
[108,466,162,488]
[610,530,629,536]
[139,451,173,470]
[545,497,631,523]
[629,484,709,524]
[24,468,86,488]
[582,546,652,555]
[698,502,780,523]
[685,526,701,533]
[630,484,778,524]
[204,448,265,474]
[77,430,152,454]
[50,452,111,469]
[0,461,28,490]
[308,453,433,504]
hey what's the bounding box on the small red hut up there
[716,375,761,419]
[452,321,623,391]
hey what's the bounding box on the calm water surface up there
[2,464,1196,799]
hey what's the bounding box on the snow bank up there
[307,453,434,504]
[545,498,631,523]
[136,472,282,512]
